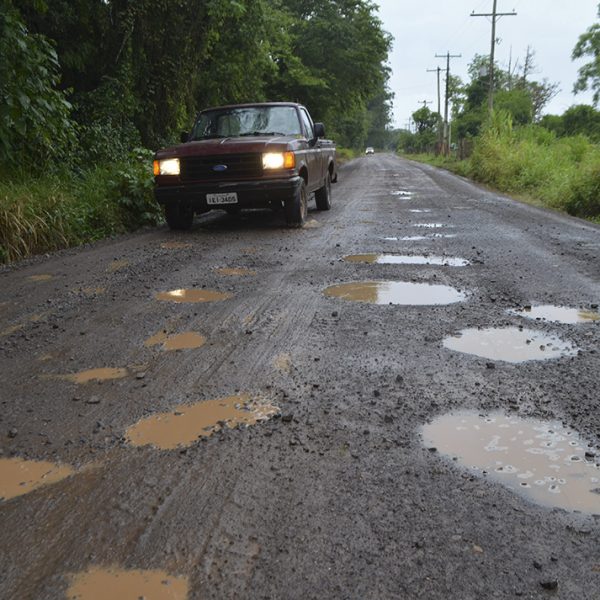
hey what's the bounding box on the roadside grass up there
[402,121,600,222]
[0,154,162,264]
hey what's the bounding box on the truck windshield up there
[190,106,302,140]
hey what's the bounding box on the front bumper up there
[154,176,302,212]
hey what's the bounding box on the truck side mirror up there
[314,122,325,138]
[180,131,189,143]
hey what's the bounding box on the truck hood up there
[155,136,302,159]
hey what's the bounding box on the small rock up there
[486,362,496,369]
[533,561,543,570]
[331,311,339,318]
[373,390,380,397]
[8,428,18,438]
[281,414,293,423]
[384,414,394,423]
[86,397,101,405]
[136,372,146,380]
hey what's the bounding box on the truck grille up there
[180,154,263,181]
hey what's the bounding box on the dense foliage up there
[0,0,392,262]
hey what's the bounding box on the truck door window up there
[300,109,314,140]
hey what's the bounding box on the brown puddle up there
[126,394,280,449]
[422,411,600,514]
[214,267,256,277]
[106,259,129,273]
[67,566,189,600]
[274,352,292,373]
[510,305,600,324]
[27,274,53,282]
[145,331,206,351]
[343,254,469,267]
[304,219,321,228]
[62,367,129,384]
[443,327,578,363]
[323,281,466,305]
[156,289,232,303]
[161,241,192,249]
[0,457,75,500]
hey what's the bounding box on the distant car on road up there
[365,147,374,155]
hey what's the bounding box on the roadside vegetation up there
[397,7,600,223]
[0,0,393,263]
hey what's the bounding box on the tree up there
[573,5,600,104]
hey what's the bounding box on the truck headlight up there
[153,158,180,176]
[262,152,295,170]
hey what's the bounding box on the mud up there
[106,260,129,272]
[145,331,206,351]
[155,289,233,303]
[126,395,280,449]
[62,367,129,384]
[67,566,189,600]
[214,267,257,277]
[160,241,192,249]
[443,327,578,363]
[423,412,600,514]
[27,274,53,282]
[323,281,466,305]
[0,457,74,500]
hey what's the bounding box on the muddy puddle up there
[343,254,469,267]
[145,331,206,351]
[106,259,129,273]
[27,274,53,282]
[510,305,600,324]
[422,411,600,514]
[161,241,192,249]
[323,281,466,305]
[443,327,578,363]
[391,190,413,197]
[0,457,75,501]
[413,223,447,229]
[274,353,292,373]
[304,219,322,228]
[62,367,129,384]
[156,289,232,303]
[67,566,189,600]
[214,267,256,277]
[126,394,280,449]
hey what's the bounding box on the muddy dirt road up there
[1,154,600,599]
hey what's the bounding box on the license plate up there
[206,192,238,205]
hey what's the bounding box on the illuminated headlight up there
[153,158,180,176]
[262,152,295,170]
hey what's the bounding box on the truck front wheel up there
[285,180,308,228]
[315,173,332,211]
[164,202,194,230]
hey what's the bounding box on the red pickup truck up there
[153,102,337,229]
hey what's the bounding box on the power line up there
[434,52,461,155]
[471,1,517,112]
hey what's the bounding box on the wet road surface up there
[1,153,600,599]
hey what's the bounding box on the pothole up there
[214,267,256,277]
[155,289,232,303]
[323,281,466,305]
[383,234,457,241]
[27,274,53,282]
[413,223,447,229]
[408,209,432,213]
[304,219,321,228]
[391,190,413,197]
[61,367,129,384]
[67,566,189,600]
[145,331,206,351]
[510,305,600,324]
[0,457,75,501]
[443,327,578,363]
[422,411,600,514]
[125,394,280,449]
[160,241,192,249]
[106,260,129,273]
[343,254,469,266]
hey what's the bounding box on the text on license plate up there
[206,192,238,205]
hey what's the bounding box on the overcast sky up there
[374,0,599,128]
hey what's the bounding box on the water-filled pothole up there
[214,267,256,277]
[391,190,413,197]
[145,331,206,351]
[107,259,129,272]
[156,289,232,303]
[62,367,128,384]
[27,274,53,282]
[443,327,577,363]
[343,254,469,267]
[413,223,447,229]
[126,394,280,449]
[408,209,432,213]
[383,234,457,241]
[0,457,74,500]
[323,281,466,305]
[161,241,192,249]
[422,411,600,514]
[67,566,189,600]
[510,305,600,324]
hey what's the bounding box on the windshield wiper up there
[238,131,288,137]
[192,134,228,140]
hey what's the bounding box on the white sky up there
[374,0,599,128]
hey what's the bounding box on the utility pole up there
[434,51,461,156]
[426,66,446,116]
[471,1,517,113]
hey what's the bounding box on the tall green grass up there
[0,154,162,264]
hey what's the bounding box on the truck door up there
[299,108,323,191]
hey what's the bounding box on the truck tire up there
[164,202,193,230]
[315,173,332,211]
[285,180,308,228]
